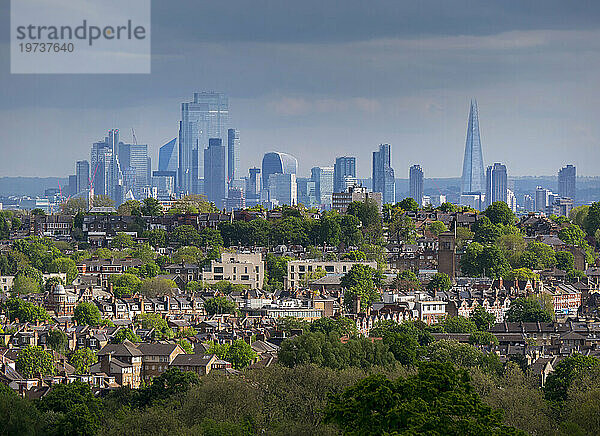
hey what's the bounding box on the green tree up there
[138,367,200,407]
[397,197,420,212]
[484,201,516,226]
[139,277,177,297]
[442,316,477,333]
[144,228,167,248]
[46,329,69,354]
[496,233,526,267]
[339,214,363,246]
[91,194,115,208]
[503,267,539,282]
[69,348,97,375]
[111,328,141,343]
[472,216,501,244]
[393,269,421,290]
[566,269,587,283]
[506,297,553,323]
[73,302,102,327]
[584,201,600,238]
[109,273,142,297]
[16,345,55,378]
[427,220,449,236]
[110,232,135,249]
[5,298,49,322]
[520,241,556,269]
[141,197,163,216]
[11,275,42,294]
[177,339,194,354]
[49,257,79,283]
[136,313,174,339]
[208,339,257,369]
[38,381,101,436]
[469,331,499,346]
[265,253,290,289]
[427,272,452,292]
[117,200,141,216]
[310,317,357,336]
[545,354,600,402]
[324,362,521,435]
[171,225,200,247]
[388,214,417,243]
[204,296,236,315]
[471,306,496,331]
[555,251,575,271]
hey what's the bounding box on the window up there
[214,267,223,273]
[325,266,334,273]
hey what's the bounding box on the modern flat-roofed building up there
[287,260,378,290]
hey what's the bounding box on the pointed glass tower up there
[461,99,485,195]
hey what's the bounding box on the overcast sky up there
[1,0,600,178]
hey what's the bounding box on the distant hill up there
[0,177,69,197]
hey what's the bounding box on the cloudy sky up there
[1,0,600,178]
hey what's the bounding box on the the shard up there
[460,99,485,195]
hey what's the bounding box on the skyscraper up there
[297,178,317,208]
[372,144,395,204]
[91,130,121,200]
[535,186,549,213]
[334,156,356,193]
[461,100,485,196]
[179,92,229,194]
[485,163,508,205]
[204,138,226,209]
[158,138,178,172]
[227,129,240,185]
[268,173,297,207]
[409,165,424,206]
[118,143,151,197]
[246,167,261,205]
[76,160,89,194]
[558,164,576,200]
[261,152,298,199]
[311,166,334,208]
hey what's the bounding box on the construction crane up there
[131,128,138,145]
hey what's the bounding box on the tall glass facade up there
[261,152,298,196]
[334,156,356,193]
[372,144,395,204]
[409,164,424,206]
[461,100,485,195]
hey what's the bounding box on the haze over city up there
[1,0,600,178]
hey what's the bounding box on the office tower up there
[546,197,574,217]
[225,187,245,211]
[334,156,356,193]
[268,173,297,207]
[461,100,485,196]
[158,138,178,172]
[179,92,229,194]
[91,132,119,199]
[227,129,240,185]
[118,143,150,197]
[311,166,334,208]
[204,138,226,209]
[485,163,507,205]
[558,164,576,200]
[152,171,176,201]
[68,175,77,197]
[372,144,395,204]
[76,160,90,193]
[522,194,534,212]
[261,152,298,198]
[409,165,424,206]
[297,178,318,209]
[535,186,550,213]
[332,185,383,213]
[245,167,261,204]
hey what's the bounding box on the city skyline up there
[2,2,600,178]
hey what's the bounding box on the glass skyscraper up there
[76,160,89,194]
[409,165,424,206]
[461,100,485,196]
[334,156,356,193]
[227,128,240,185]
[485,162,508,205]
[372,144,395,204]
[204,138,226,209]
[179,92,229,194]
[311,166,334,208]
[558,165,576,200]
[261,152,298,198]
[158,138,178,172]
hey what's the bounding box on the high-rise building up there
[334,156,356,193]
[461,100,485,196]
[245,167,261,205]
[332,185,383,213]
[268,173,297,207]
[558,164,576,200]
[409,165,424,206]
[485,163,507,205]
[535,186,550,213]
[261,152,298,199]
[225,187,245,211]
[118,143,151,197]
[227,129,240,186]
[372,144,395,204]
[297,178,318,209]
[158,138,178,172]
[76,160,89,194]
[311,166,334,208]
[204,138,226,209]
[179,92,229,194]
[91,130,121,200]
